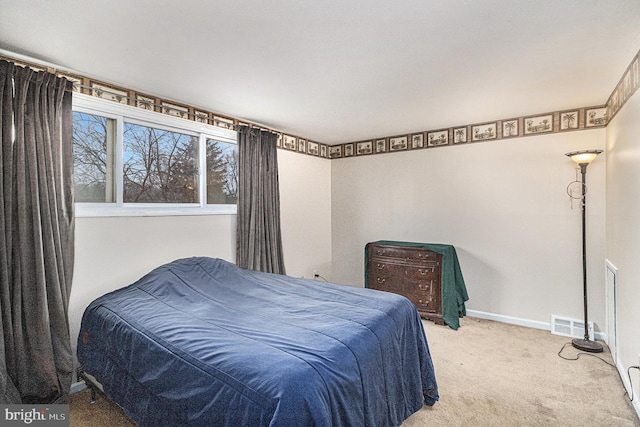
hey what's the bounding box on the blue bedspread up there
[77,257,438,426]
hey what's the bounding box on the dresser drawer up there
[367,264,410,294]
[368,244,439,263]
[369,264,438,297]
[404,264,439,280]
[369,276,436,314]
[369,260,439,285]
[406,292,439,313]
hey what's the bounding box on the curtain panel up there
[0,60,74,404]
[236,126,286,275]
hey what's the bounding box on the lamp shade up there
[565,149,603,165]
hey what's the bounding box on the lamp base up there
[571,338,603,353]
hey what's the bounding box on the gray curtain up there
[0,60,74,404]
[236,126,286,274]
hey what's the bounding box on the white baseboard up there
[466,309,550,331]
[465,309,606,341]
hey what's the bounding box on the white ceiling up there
[1,1,639,144]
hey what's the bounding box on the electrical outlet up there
[312,269,319,279]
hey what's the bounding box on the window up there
[72,94,238,216]
[206,138,238,204]
[73,111,115,203]
[123,122,198,203]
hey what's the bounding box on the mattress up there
[77,257,438,426]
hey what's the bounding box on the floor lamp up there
[565,149,603,353]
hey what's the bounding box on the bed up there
[77,257,439,426]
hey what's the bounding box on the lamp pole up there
[565,150,603,353]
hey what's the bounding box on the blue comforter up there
[77,257,438,426]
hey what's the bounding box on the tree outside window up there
[72,112,114,202]
[72,111,238,207]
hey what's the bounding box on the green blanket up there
[366,241,469,330]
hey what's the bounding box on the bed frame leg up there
[77,367,98,404]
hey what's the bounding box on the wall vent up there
[551,315,594,339]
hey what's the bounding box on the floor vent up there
[551,315,594,339]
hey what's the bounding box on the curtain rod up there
[0,54,61,76]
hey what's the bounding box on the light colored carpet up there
[403,317,639,426]
[69,317,640,426]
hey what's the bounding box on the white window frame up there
[73,93,238,217]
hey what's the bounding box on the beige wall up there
[68,150,332,353]
[331,130,606,330]
[278,149,333,279]
[605,90,640,408]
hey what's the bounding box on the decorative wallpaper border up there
[329,105,607,159]
[3,47,639,161]
[607,48,640,122]
[82,77,343,157]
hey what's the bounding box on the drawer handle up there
[376,263,385,270]
[418,268,433,275]
[377,278,385,284]
[376,249,385,256]
[418,284,427,291]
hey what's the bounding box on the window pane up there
[206,139,238,204]
[123,123,198,203]
[73,112,115,202]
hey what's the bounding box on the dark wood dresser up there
[366,241,444,325]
